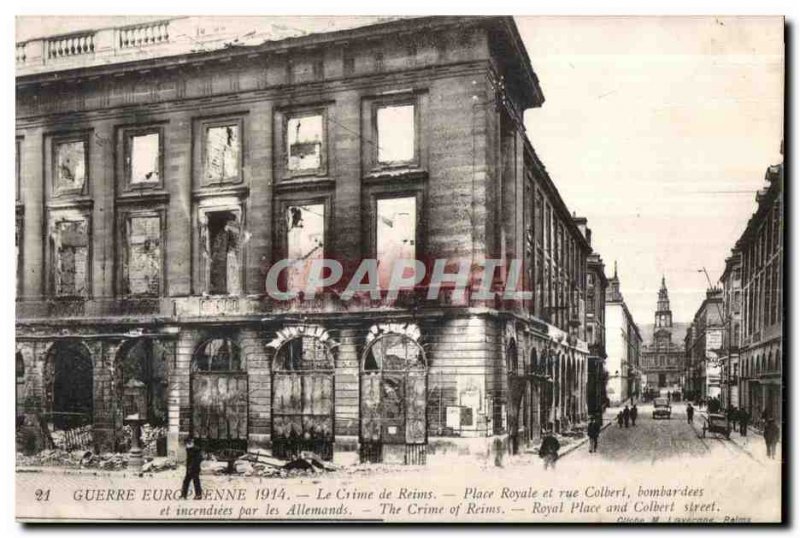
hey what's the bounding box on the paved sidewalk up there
[697,411,782,464]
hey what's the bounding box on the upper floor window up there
[285,202,326,293]
[53,137,88,196]
[204,121,242,184]
[122,212,163,297]
[50,216,91,297]
[376,195,417,289]
[126,129,162,187]
[286,112,325,175]
[199,204,243,296]
[377,103,415,165]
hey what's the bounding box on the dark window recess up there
[207,211,240,295]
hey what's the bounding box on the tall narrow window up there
[128,132,161,185]
[54,139,87,195]
[377,104,415,164]
[286,203,325,293]
[126,215,162,296]
[376,196,416,289]
[204,211,241,295]
[53,219,89,297]
[287,114,324,173]
[205,124,240,183]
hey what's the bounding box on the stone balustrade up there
[47,32,95,60]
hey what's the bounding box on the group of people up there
[615,404,638,428]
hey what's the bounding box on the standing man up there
[587,416,601,453]
[728,406,738,433]
[630,404,638,427]
[764,419,779,460]
[622,405,630,428]
[181,437,203,500]
[686,402,695,425]
[539,431,561,470]
[739,408,750,437]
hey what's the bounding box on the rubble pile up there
[16,449,177,473]
[202,449,339,478]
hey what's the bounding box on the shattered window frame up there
[374,100,417,167]
[120,209,165,298]
[49,213,92,299]
[372,192,422,290]
[197,202,245,296]
[279,197,329,295]
[283,109,327,178]
[124,126,164,190]
[201,118,244,186]
[52,134,89,197]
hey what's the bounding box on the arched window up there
[360,331,427,464]
[272,332,335,460]
[192,337,241,372]
[190,337,247,451]
[45,341,94,437]
[116,339,169,433]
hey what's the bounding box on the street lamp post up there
[698,268,733,429]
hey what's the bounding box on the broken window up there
[54,139,87,194]
[126,215,162,296]
[376,196,416,289]
[287,114,323,172]
[205,211,241,295]
[286,203,325,294]
[129,132,160,185]
[377,104,415,164]
[53,219,89,297]
[205,124,240,183]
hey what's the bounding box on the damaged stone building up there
[16,16,597,465]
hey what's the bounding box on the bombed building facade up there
[15,16,597,465]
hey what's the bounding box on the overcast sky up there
[517,16,784,326]
[16,16,784,327]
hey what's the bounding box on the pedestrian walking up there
[616,411,624,428]
[539,431,560,469]
[739,408,749,437]
[686,402,694,425]
[180,437,203,500]
[764,419,779,459]
[728,406,738,433]
[622,405,630,428]
[630,404,638,427]
[587,417,601,453]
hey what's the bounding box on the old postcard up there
[14,15,784,523]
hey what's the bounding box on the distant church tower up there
[654,276,673,347]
